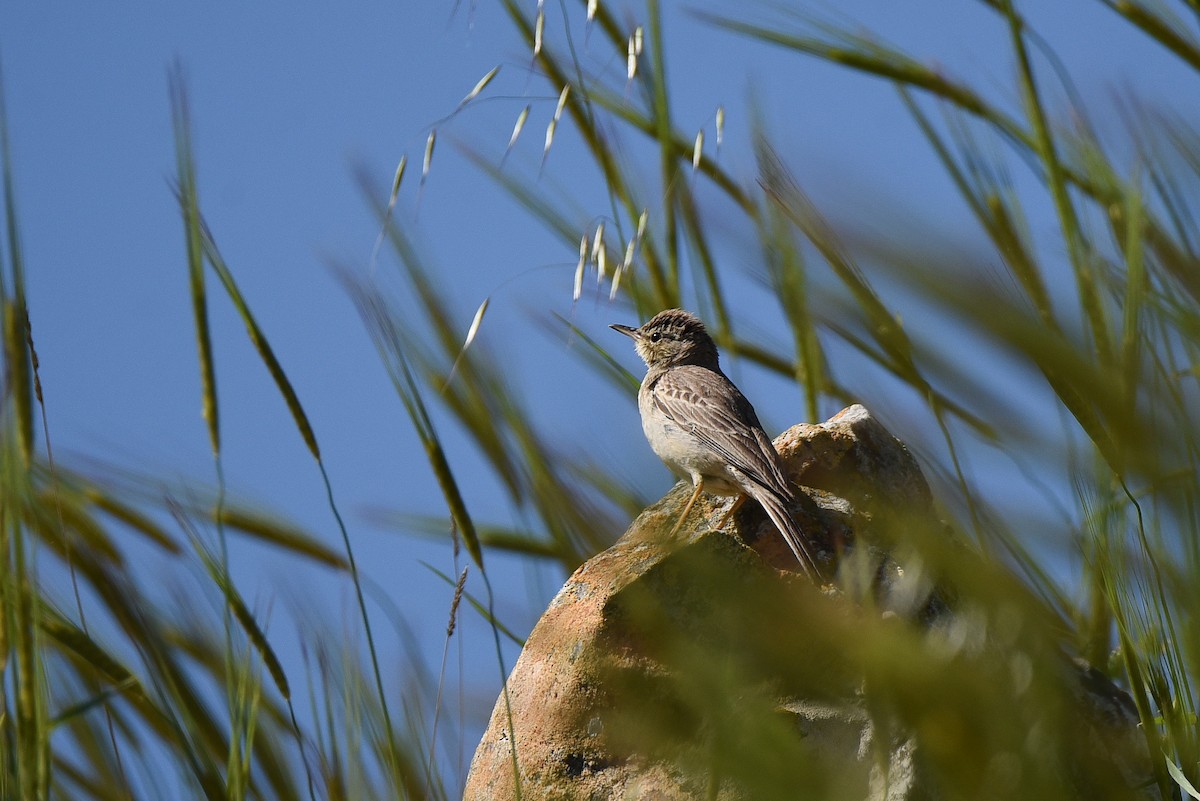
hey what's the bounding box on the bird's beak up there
[609,323,640,339]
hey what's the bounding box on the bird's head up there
[610,308,719,369]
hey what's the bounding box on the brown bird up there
[611,308,817,577]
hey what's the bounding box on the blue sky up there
[2,0,1193,791]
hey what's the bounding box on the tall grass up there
[2,1,1199,799]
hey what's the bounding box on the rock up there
[463,406,1152,800]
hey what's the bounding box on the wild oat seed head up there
[594,226,608,280]
[543,117,557,157]
[554,85,570,121]
[573,248,585,301]
[508,105,531,149]
[462,66,500,106]
[591,222,605,261]
[463,298,489,350]
[614,241,633,294]
[422,130,436,179]
[390,155,407,199]
[576,234,588,298]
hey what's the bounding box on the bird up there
[610,308,818,578]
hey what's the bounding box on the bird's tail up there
[746,485,819,578]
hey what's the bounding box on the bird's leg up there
[669,480,705,537]
[714,495,747,530]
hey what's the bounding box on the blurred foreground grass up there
[3,1,1199,799]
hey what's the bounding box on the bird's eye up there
[649,332,661,342]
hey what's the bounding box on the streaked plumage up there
[611,309,817,577]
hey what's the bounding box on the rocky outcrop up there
[464,406,1153,800]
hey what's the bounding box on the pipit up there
[611,308,818,577]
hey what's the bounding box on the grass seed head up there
[461,65,500,106]
[543,117,558,159]
[554,85,570,122]
[390,156,407,202]
[591,222,605,262]
[573,247,585,301]
[508,105,531,150]
[463,298,489,351]
[422,130,436,179]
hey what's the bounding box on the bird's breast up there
[637,384,740,495]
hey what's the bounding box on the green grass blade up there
[199,230,322,461]
[1101,0,1200,72]
[170,72,220,459]
[0,68,35,464]
[1000,0,1112,367]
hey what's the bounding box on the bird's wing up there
[648,366,792,498]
